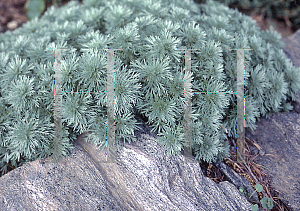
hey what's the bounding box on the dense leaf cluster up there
[0,0,299,176]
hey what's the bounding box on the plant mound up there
[0,0,299,176]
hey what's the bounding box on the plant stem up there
[230,138,270,199]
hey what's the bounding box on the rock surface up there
[282,29,300,69]
[244,110,300,211]
[0,115,252,211]
[282,29,300,114]
[214,160,260,205]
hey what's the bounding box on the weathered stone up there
[215,160,260,204]
[282,29,300,114]
[0,116,253,211]
[244,111,300,211]
[291,93,300,114]
[282,29,300,69]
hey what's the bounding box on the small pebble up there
[259,149,265,156]
[7,21,18,30]
[250,146,259,155]
[230,146,236,153]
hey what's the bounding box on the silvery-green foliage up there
[0,0,300,176]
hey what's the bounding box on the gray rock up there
[258,149,265,157]
[249,146,259,156]
[282,29,300,69]
[291,94,300,114]
[230,146,237,154]
[215,160,260,204]
[282,29,300,114]
[0,116,252,211]
[244,110,300,211]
